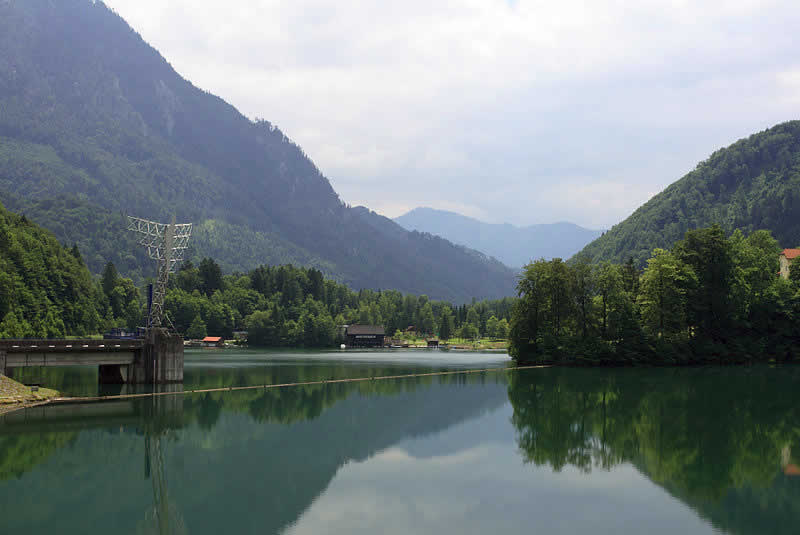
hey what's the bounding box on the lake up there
[1,348,798,534]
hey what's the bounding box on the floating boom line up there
[40,365,551,405]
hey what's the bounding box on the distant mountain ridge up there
[576,120,800,265]
[0,0,516,302]
[395,207,602,267]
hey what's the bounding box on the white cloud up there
[282,410,718,535]
[104,0,800,227]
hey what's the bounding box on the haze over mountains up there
[0,0,515,302]
[395,208,602,268]
[578,121,800,266]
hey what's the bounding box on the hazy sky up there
[104,0,800,228]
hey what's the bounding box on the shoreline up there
[0,375,61,416]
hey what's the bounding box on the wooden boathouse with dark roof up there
[345,325,385,348]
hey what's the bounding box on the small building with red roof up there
[201,336,224,347]
[779,249,800,279]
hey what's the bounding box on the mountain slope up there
[395,207,602,267]
[0,201,100,336]
[0,0,515,302]
[577,121,800,265]
[0,192,337,282]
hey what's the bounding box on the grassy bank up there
[0,375,60,414]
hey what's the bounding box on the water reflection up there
[2,360,799,535]
[0,366,509,534]
[508,366,800,535]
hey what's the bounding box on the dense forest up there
[0,198,509,344]
[0,0,516,302]
[578,121,800,266]
[0,201,143,338]
[510,225,800,365]
[162,259,513,347]
[0,201,99,337]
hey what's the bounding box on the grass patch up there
[0,374,60,406]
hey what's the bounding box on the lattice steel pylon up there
[128,216,192,329]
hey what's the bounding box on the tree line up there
[509,225,800,364]
[0,195,513,345]
[164,260,513,347]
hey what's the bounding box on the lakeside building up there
[201,336,225,348]
[345,325,385,348]
[779,248,800,279]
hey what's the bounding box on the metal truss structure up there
[128,216,192,329]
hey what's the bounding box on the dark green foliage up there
[579,121,800,266]
[0,201,102,337]
[198,258,223,297]
[459,323,480,340]
[0,0,516,302]
[673,226,733,338]
[166,262,515,346]
[100,262,118,298]
[510,226,800,365]
[186,315,207,340]
[437,308,454,340]
[790,260,800,285]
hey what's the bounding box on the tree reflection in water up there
[508,366,800,535]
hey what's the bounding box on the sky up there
[103,0,800,229]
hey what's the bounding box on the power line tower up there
[128,216,192,330]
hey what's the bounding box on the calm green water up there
[1,349,799,534]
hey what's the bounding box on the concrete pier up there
[1,329,184,384]
[100,328,184,384]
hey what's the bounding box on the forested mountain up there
[395,207,602,267]
[0,192,336,282]
[578,121,800,265]
[0,0,515,302]
[0,201,101,337]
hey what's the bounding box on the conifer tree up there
[187,314,207,340]
[101,261,119,298]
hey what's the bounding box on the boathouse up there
[201,336,225,348]
[345,325,385,348]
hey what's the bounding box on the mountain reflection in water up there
[1,354,798,535]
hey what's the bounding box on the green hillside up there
[0,201,101,337]
[0,192,335,282]
[578,121,800,265]
[0,0,515,302]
